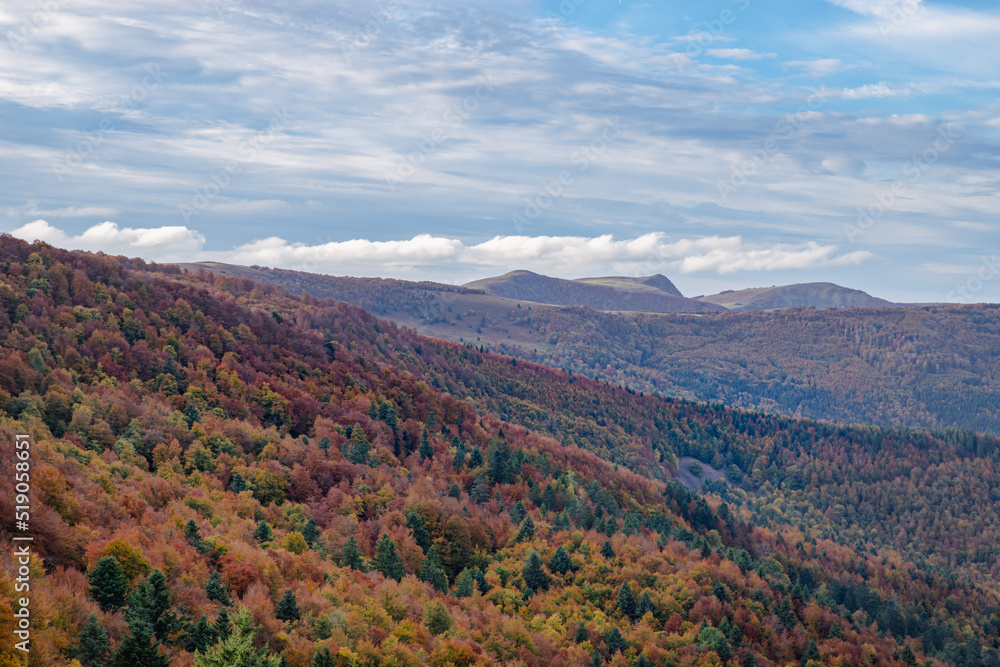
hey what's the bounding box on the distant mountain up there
[698,282,896,311]
[464,270,724,313]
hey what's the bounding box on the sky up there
[1,0,998,303]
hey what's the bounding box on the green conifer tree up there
[77,613,109,667]
[454,568,476,598]
[275,589,300,622]
[205,570,231,606]
[617,581,637,621]
[419,546,449,593]
[550,546,573,575]
[340,535,365,570]
[374,534,404,582]
[87,556,129,612]
[522,551,550,592]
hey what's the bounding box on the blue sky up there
[1,0,998,302]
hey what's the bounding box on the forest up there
[0,237,998,666]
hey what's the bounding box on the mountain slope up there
[698,283,896,311]
[464,270,724,313]
[2,238,1000,666]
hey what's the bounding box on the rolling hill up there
[697,283,896,312]
[4,238,1000,666]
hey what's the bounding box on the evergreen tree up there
[185,519,205,551]
[469,475,491,504]
[185,615,216,653]
[509,500,527,524]
[801,639,820,665]
[76,613,108,667]
[617,581,637,621]
[469,446,484,468]
[487,440,514,485]
[452,445,466,469]
[419,546,449,593]
[637,591,655,618]
[472,568,491,594]
[589,651,604,667]
[636,654,654,667]
[374,534,404,582]
[454,568,476,598]
[318,435,332,451]
[275,589,300,622]
[604,626,627,654]
[228,472,247,493]
[601,540,615,559]
[87,556,129,612]
[418,427,434,460]
[302,519,320,547]
[253,521,273,544]
[378,401,397,428]
[127,569,175,642]
[110,619,170,667]
[406,511,431,553]
[550,546,573,575]
[312,647,335,667]
[214,607,232,641]
[574,622,588,643]
[522,551,550,591]
[340,535,365,570]
[514,516,535,542]
[447,481,462,499]
[192,607,281,667]
[205,570,231,606]
[347,425,370,464]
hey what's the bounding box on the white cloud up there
[823,82,912,99]
[783,59,857,76]
[10,220,206,260]
[825,0,921,20]
[705,49,776,60]
[8,221,872,279]
[26,205,119,218]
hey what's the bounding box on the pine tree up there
[340,535,365,570]
[472,568,491,594]
[604,626,627,654]
[253,520,273,544]
[419,546,449,593]
[617,581,637,621]
[185,519,205,550]
[374,534,404,582]
[601,540,615,559]
[454,568,476,597]
[318,435,332,451]
[302,519,320,547]
[418,427,434,460]
[127,569,175,642]
[77,613,108,667]
[347,425,371,464]
[509,500,527,524]
[185,615,216,653]
[406,511,431,553]
[193,607,281,667]
[110,619,170,667]
[550,546,573,575]
[447,481,462,499]
[275,589,300,622]
[312,647,335,667]
[469,446,484,468]
[452,446,466,469]
[214,607,232,641]
[514,516,535,542]
[522,551,549,591]
[229,472,247,493]
[801,639,820,665]
[637,591,655,618]
[574,622,588,643]
[87,556,129,612]
[470,475,491,504]
[589,651,604,667]
[205,570,231,606]
[636,654,654,667]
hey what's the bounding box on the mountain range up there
[182,262,1000,435]
[3,237,1000,667]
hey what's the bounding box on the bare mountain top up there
[697,282,896,312]
[464,270,724,313]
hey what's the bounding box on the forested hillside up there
[1,238,999,667]
[181,263,1000,435]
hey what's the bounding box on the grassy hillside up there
[1,238,999,667]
